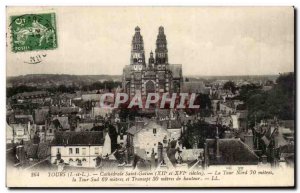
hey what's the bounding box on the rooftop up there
[52,131,105,146]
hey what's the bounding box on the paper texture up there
[6,6,295,188]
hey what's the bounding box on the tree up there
[223,81,237,94]
[239,73,295,126]
[184,93,212,116]
[181,120,228,149]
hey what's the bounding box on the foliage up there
[81,81,121,92]
[7,85,40,98]
[181,120,228,149]
[223,81,237,94]
[118,102,140,121]
[237,73,294,126]
[185,93,212,116]
[7,80,122,98]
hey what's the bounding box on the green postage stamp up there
[10,13,57,52]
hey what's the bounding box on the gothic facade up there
[122,26,183,97]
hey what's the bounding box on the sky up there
[6,7,294,76]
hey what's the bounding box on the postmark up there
[10,13,57,52]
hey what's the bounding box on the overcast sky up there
[7,7,294,76]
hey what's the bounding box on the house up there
[75,122,94,132]
[127,120,171,160]
[50,131,111,167]
[231,110,248,131]
[9,122,34,143]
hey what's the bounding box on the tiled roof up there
[52,131,105,145]
[170,119,182,129]
[127,126,143,135]
[180,149,203,161]
[56,117,70,130]
[14,115,34,124]
[81,94,102,101]
[50,106,79,115]
[12,91,48,99]
[34,108,49,125]
[206,138,259,165]
[182,82,209,94]
[127,120,167,135]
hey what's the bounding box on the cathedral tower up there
[155,26,168,65]
[130,26,146,68]
[123,26,182,97]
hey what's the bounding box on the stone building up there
[50,131,111,168]
[122,26,183,97]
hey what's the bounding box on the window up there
[153,128,157,134]
[69,148,73,155]
[76,148,79,154]
[95,147,99,155]
[82,148,86,156]
[120,135,124,140]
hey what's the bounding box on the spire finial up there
[135,26,140,32]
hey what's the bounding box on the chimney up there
[244,131,254,149]
[168,117,171,129]
[157,142,163,164]
[27,121,31,137]
[151,148,156,169]
[16,145,26,166]
[215,127,221,162]
[204,142,209,168]
[124,149,129,164]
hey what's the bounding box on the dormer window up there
[153,128,157,134]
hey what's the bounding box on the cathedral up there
[122,26,183,97]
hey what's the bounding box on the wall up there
[50,145,104,167]
[133,123,170,160]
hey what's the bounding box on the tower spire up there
[130,26,146,65]
[155,26,168,64]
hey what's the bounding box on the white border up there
[1,0,298,193]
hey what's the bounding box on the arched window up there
[145,81,155,94]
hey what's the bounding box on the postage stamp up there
[10,13,57,52]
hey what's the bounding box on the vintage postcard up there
[6,7,295,188]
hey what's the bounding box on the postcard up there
[6,6,295,188]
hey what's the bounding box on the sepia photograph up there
[5,6,295,188]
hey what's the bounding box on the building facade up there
[122,26,183,97]
[50,131,111,168]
